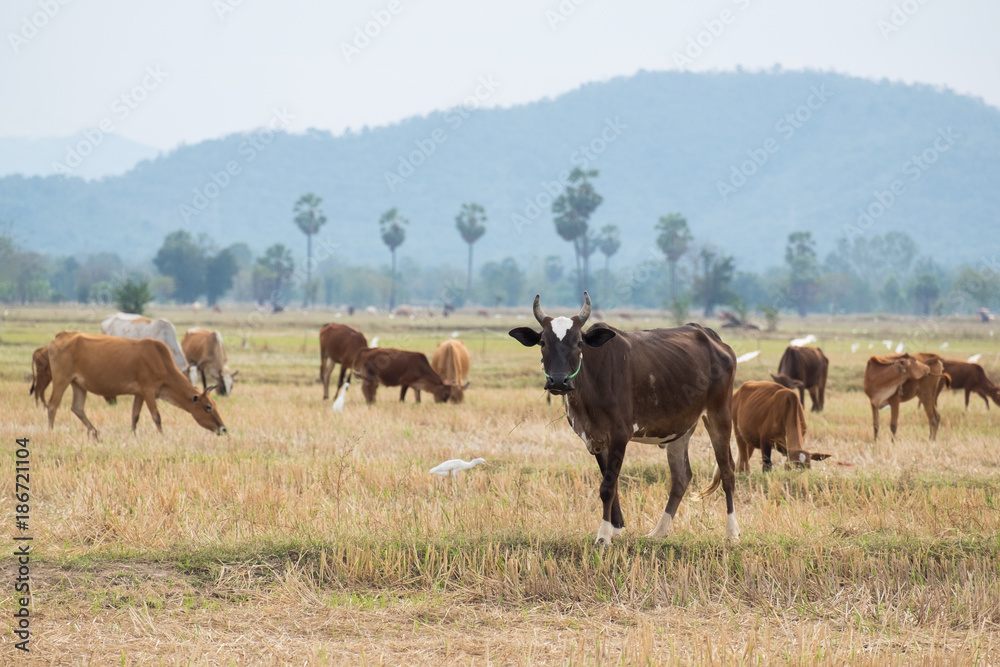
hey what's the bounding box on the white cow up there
[100,313,192,378]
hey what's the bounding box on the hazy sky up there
[3,0,998,150]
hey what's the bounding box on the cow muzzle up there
[545,375,574,395]
[217,426,228,436]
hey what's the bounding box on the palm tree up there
[553,168,603,295]
[379,208,408,310]
[655,213,692,301]
[597,224,620,306]
[255,243,294,309]
[293,193,327,306]
[455,203,487,299]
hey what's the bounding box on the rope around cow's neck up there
[543,357,583,380]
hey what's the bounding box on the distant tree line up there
[1,185,997,322]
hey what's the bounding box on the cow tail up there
[29,354,39,404]
[696,415,723,499]
[697,464,722,499]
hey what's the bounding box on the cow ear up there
[583,327,616,348]
[205,385,218,395]
[462,381,470,389]
[509,327,541,347]
[230,370,239,378]
[810,452,832,461]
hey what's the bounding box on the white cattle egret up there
[940,342,949,350]
[790,334,816,347]
[882,340,893,349]
[430,458,486,477]
[850,343,860,353]
[968,353,982,364]
[451,331,460,338]
[895,342,904,353]
[369,337,379,348]
[332,382,348,412]
[735,350,761,364]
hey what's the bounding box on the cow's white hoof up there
[647,511,672,539]
[612,525,623,538]
[725,513,740,544]
[595,520,615,545]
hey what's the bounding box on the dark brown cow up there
[45,332,227,439]
[29,346,50,407]
[319,323,368,400]
[701,381,830,496]
[509,292,739,546]
[936,360,1000,410]
[430,339,470,404]
[354,348,452,404]
[770,346,828,412]
[864,353,946,440]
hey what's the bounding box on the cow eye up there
[206,405,212,412]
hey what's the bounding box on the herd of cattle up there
[27,313,471,439]
[23,298,1000,545]
[508,293,999,544]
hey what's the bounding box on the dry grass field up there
[2,305,999,665]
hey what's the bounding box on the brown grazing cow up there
[510,292,740,545]
[182,328,237,396]
[45,332,227,439]
[29,346,50,407]
[770,346,828,412]
[319,323,369,400]
[701,381,830,496]
[355,348,452,404]
[899,352,951,439]
[864,353,948,440]
[936,359,1000,410]
[430,339,470,403]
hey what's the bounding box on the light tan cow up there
[430,339,470,404]
[45,332,227,439]
[182,328,237,396]
[863,353,938,440]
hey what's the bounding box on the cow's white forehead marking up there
[799,452,806,463]
[551,316,573,340]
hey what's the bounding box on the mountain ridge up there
[1,69,997,271]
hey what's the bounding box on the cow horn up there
[532,294,548,325]
[577,292,592,325]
